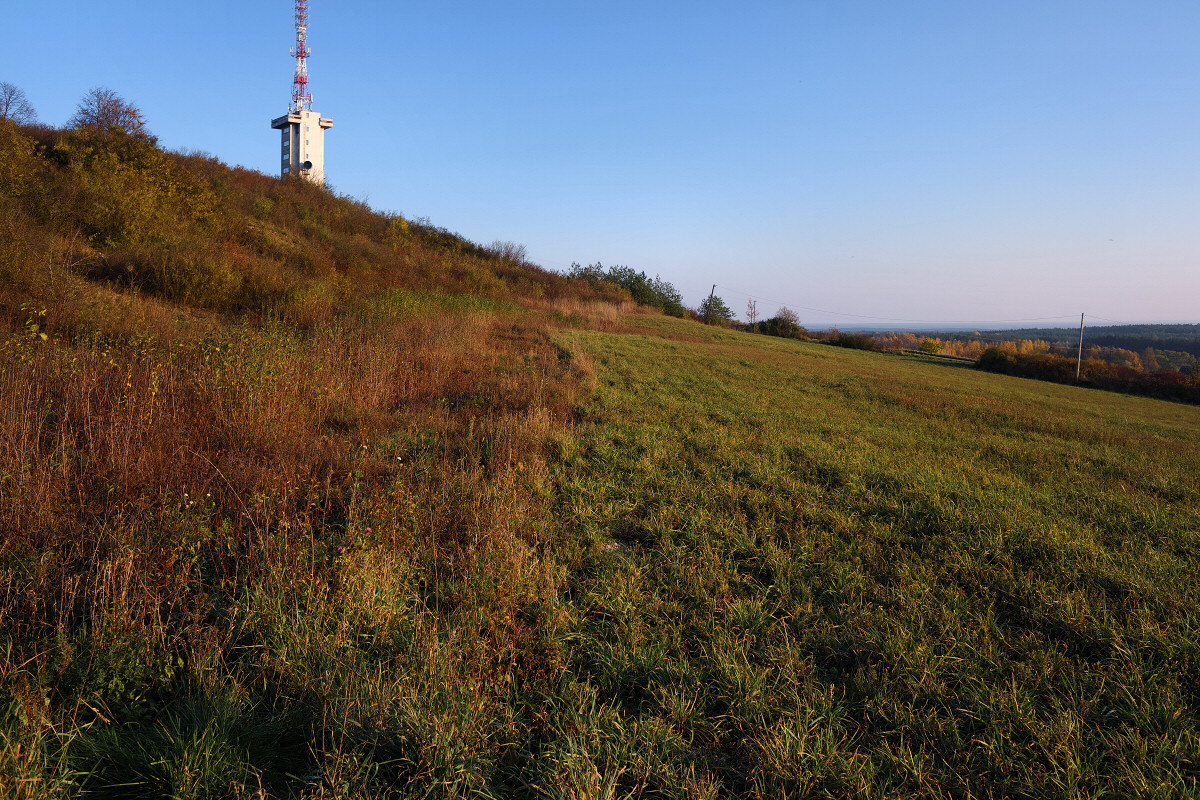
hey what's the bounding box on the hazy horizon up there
[811,321,1200,334]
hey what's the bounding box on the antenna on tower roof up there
[290,0,312,113]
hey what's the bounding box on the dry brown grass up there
[0,279,606,792]
[0,277,595,703]
[533,296,638,331]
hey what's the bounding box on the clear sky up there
[5,1,1198,327]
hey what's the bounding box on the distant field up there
[550,314,1200,797]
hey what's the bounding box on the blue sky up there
[5,1,1198,326]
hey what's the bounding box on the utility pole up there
[706,284,716,325]
[1076,312,1085,380]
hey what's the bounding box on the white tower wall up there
[271,109,333,185]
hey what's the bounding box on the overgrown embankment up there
[0,117,623,797]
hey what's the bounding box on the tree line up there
[2,82,149,136]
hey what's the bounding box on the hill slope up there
[3,120,1200,797]
[556,315,1200,796]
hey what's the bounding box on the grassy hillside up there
[554,315,1200,797]
[3,119,1200,797]
[0,118,619,798]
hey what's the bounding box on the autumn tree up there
[1142,347,1161,373]
[755,306,805,339]
[775,306,800,327]
[567,262,687,317]
[67,86,149,136]
[0,81,37,124]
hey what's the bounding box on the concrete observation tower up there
[271,0,332,185]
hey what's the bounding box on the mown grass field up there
[548,314,1200,797]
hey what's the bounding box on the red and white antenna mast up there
[272,0,332,184]
[290,0,313,113]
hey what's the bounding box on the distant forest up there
[945,324,1200,358]
[854,324,1200,404]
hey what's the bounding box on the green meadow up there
[548,314,1200,797]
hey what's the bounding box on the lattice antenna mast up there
[290,0,313,113]
[272,0,332,184]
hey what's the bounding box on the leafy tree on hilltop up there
[606,265,686,317]
[698,294,734,325]
[757,306,805,339]
[568,262,687,317]
[775,306,800,327]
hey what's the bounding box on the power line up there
[527,253,575,270]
